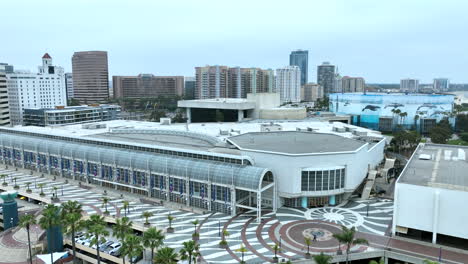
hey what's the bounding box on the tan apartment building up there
[113,74,184,98]
[72,51,109,103]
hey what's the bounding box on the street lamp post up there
[218,220,221,237]
[366,201,370,217]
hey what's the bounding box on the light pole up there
[61,185,63,196]
[366,201,370,217]
[218,220,221,237]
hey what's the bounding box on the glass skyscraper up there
[289,50,308,86]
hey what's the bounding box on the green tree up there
[122,200,130,217]
[19,213,37,264]
[314,252,333,264]
[179,240,200,264]
[68,98,81,106]
[219,229,230,246]
[270,243,280,261]
[149,110,167,122]
[422,260,439,264]
[142,211,154,225]
[456,114,468,132]
[25,182,32,192]
[191,219,199,238]
[429,125,452,144]
[38,183,45,196]
[113,216,133,241]
[61,201,83,264]
[460,132,468,142]
[1,174,7,186]
[101,197,110,215]
[85,215,109,264]
[369,258,385,264]
[121,234,143,264]
[235,244,248,264]
[39,204,61,264]
[332,226,369,264]
[154,247,178,264]
[143,227,165,262]
[167,214,175,232]
[304,236,312,257]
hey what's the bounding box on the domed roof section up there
[42,53,52,59]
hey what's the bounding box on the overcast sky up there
[2,0,467,83]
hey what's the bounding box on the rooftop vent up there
[419,154,432,160]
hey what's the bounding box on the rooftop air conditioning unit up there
[160,118,171,125]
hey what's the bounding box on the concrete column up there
[147,172,152,197]
[185,179,190,206]
[238,110,243,122]
[257,192,262,223]
[59,157,64,177]
[207,182,212,211]
[272,183,277,212]
[186,108,192,123]
[21,150,25,169]
[432,190,440,244]
[231,187,236,216]
[46,154,51,174]
[165,175,170,201]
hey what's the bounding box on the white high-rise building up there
[276,66,301,103]
[400,78,419,93]
[433,78,449,92]
[7,53,66,125]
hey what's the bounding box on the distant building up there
[0,71,10,126]
[334,72,342,93]
[0,63,14,74]
[72,51,109,103]
[289,50,308,85]
[195,65,229,99]
[65,73,74,100]
[194,65,274,99]
[113,74,184,98]
[342,76,366,93]
[276,66,301,103]
[317,62,336,95]
[184,77,195,100]
[302,83,323,102]
[433,78,449,92]
[228,67,274,98]
[6,53,66,125]
[23,104,121,126]
[400,78,419,93]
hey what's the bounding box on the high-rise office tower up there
[317,62,336,95]
[228,67,275,98]
[289,50,308,85]
[184,77,196,99]
[113,74,184,98]
[433,78,450,92]
[6,53,66,125]
[195,65,229,99]
[65,73,74,100]
[276,66,301,103]
[400,78,419,93]
[72,51,109,103]
[0,67,10,126]
[342,76,366,93]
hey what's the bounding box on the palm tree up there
[19,213,37,264]
[167,214,175,233]
[101,197,110,215]
[38,183,45,196]
[235,244,248,264]
[1,174,7,186]
[85,214,109,264]
[154,247,178,264]
[219,229,230,247]
[13,177,19,189]
[122,200,130,217]
[121,234,144,264]
[332,226,369,264]
[414,114,420,131]
[270,243,280,262]
[313,252,333,264]
[369,258,385,264]
[113,216,133,244]
[61,201,83,264]
[179,240,200,264]
[142,211,154,226]
[52,186,58,198]
[39,204,61,264]
[304,236,312,257]
[25,182,32,193]
[143,227,165,261]
[191,219,199,239]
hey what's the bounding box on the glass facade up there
[301,168,345,192]
[289,50,308,86]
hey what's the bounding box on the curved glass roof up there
[0,133,269,190]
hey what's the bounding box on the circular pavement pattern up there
[305,207,364,228]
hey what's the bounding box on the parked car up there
[131,253,143,263]
[83,236,96,247]
[75,234,88,245]
[99,240,114,252]
[108,242,122,256]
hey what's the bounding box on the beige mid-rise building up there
[342,76,366,93]
[72,51,109,103]
[113,74,184,98]
[301,83,323,102]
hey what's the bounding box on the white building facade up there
[400,78,419,93]
[65,73,74,100]
[0,71,10,126]
[7,54,67,125]
[276,66,301,103]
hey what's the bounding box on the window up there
[301,171,308,191]
[302,168,345,192]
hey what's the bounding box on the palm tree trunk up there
[96,235,101,264]
[151,248,154,262]
[189,253,192,264]
[50,231,54,264]
[26,225,33,264]
[71,226,77,264]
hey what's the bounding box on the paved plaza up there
[1,167,467,264]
